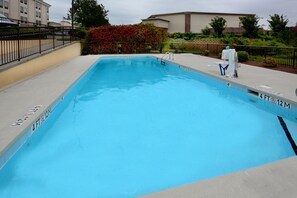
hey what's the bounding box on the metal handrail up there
[160,52,174,65]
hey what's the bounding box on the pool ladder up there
[160,52,174,65]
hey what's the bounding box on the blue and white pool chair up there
[209,48,239,78]
[222,48,239,78]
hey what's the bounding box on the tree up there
[268,14,291,43]
[240,15,260,38]
[201,26,211,35]
[69,0,109,28]
[268,14,288,35]
[209,16,226,37]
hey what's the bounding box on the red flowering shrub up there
[83,24,168,54]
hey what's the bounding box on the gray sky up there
[46,0,297,29]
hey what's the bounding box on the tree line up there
[68,1,296,46]
[207,14,294,44]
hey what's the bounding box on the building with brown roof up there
[142,11,254,34]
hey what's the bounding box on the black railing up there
[0,26,77,67]
[169,42,297,68]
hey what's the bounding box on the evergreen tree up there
[240,15,260,38]
[69,0,109,28]
[268,14,288,35]
[268,14,291,44]
[209,16,226,37]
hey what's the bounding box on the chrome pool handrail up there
[160,52,174,65]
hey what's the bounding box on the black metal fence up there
[170,42,297,68]
[0,26,77,67]
[1,25,296,69]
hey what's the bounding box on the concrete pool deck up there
[0,54,297,197]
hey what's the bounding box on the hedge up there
[83,24,168,54]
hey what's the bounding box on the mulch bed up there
[244,60,297,74]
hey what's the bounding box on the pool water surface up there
[0,56,296,198]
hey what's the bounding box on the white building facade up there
[0,0,50,25]
[142,12,254,34]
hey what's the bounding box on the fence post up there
[1,39,3,65]
[52,27,55,49]
[39,27,41,54]
[264,47,267,61]
[293,48,296,68]
[17,27,20,61]
[70,28,72,43]
[62,26,65,46]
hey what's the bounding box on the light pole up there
[71,0,74,30]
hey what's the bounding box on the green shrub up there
[170,32,198,40]
[233,37,249,45]
[170,41,187,52]
[264,57,277,67]
[203,50,210,56]
[76,26,87,39]
[237,51,249,62]
[201,26,211,35]
[184,32,198,40]
[196,34,208,39]
[171,32,183,39]
[220,37,233,44]
[250,39,286,47]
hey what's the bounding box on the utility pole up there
[71,0,74,30]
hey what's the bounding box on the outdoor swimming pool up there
[0,56,296,197]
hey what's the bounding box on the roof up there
[148,11,255,18]
[37,0,51,7]
[0,14,18,26]
[142,18,170,22]
[289,27,297,32]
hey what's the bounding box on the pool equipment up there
[220,49,239,78]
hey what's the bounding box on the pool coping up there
[0,54,297,197]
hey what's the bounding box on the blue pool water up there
[0,56,296,197]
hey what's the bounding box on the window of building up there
[36,11,41,18]
[20,0,27,5]
[36,2,41,10]
[20,6,24,13]
[0,0,3,8]
[4,12,8,17]
[4,0,8,9]
[21,16,28,22]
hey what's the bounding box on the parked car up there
[0,14,18,26]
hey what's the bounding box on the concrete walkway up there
[0,55,99,157]
[0,54,297,197]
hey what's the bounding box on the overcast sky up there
[46,0,297,29]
